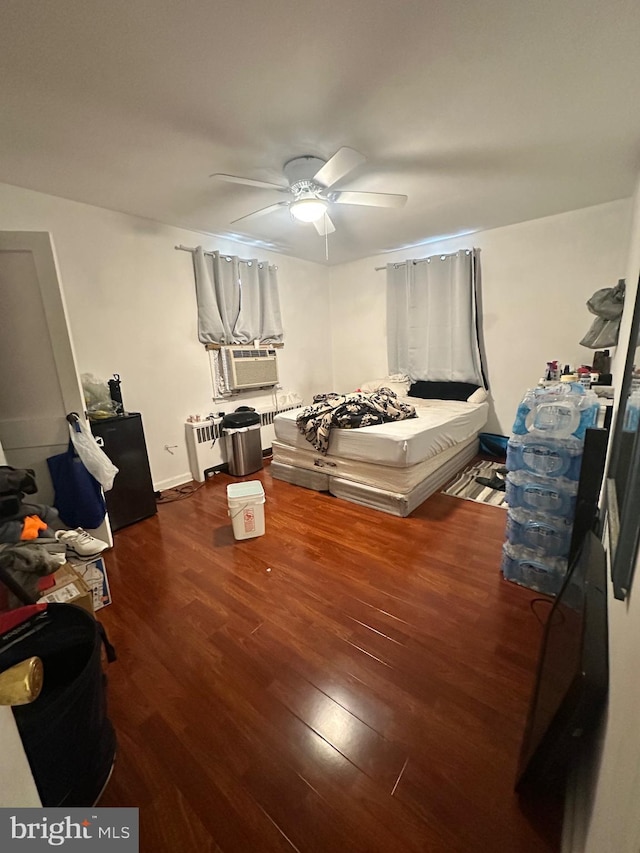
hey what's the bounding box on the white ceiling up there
[1,0,640,265]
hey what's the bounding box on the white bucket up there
[226,481,266,540]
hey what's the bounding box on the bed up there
[270,379,489,516]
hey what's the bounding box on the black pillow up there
[408,381,480,401]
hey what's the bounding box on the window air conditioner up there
[221,346,279,391]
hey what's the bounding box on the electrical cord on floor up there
[156,481,207,504]
[529,596,564,626]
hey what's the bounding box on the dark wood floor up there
[98,464,562,852]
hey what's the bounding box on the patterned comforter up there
[296,388,417,454]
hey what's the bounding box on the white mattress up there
[273,398,488,467]
[270,438,479,517]
[269,462,330,491]
[272,435,477,493]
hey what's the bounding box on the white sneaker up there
[54,528,109,558]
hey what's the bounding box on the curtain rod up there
[374,248,474,271]
[175,244,277,269]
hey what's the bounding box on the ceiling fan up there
[211,147,408,236]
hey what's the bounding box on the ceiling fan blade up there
[313,147,366,189]
[230,202,289,224]
[211,174,289,193]
[313,214,336,236]
[332,190,408,208]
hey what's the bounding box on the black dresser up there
[90,413,157,531]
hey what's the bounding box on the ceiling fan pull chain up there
[325,216,329,262]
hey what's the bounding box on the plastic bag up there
[276,390,303,409]
[580,317,621,349]
[81,373,118,419]
[580,280,625,348]
[479,433,509,457]
[586,281,625,320]
[68,421,119,491]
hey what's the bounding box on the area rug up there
[441,460,508,507]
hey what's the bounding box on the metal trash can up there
[222,410,263,476]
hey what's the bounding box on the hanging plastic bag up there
[68,419,119,491]
[580,279,625,348]
[81,373,119,419]
[580,317,621,349]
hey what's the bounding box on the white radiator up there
[185,407,298,482]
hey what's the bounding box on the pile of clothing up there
[0,465,109,609]
[296,388,417,454]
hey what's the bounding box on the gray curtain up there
[193,247,283,345]
[386,249,484,385]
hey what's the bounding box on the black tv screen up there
[516,531,609,793]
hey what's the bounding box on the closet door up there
[0,231,86,505]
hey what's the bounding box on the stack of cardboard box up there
[37,558,111,613]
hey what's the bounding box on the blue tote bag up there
[47,441,107,529]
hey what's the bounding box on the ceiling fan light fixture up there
[290,198,328,223]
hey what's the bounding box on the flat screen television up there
[516,530,609,794]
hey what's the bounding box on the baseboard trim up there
[154,473,194,491]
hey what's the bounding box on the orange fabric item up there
[20,515,48,540]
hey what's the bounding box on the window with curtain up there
[386,248,485,386]
[193,247,284,345]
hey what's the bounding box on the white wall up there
[329,200,632,434]
[565,176,640,853]
[0,182,331,489]
[0,181,632,490]
[2,179,639,834]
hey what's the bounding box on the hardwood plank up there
[140,713,297,852]
[394,756,553,853]
[96,463,561,852]
[142,787,223,853]
[268,671,408,790]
